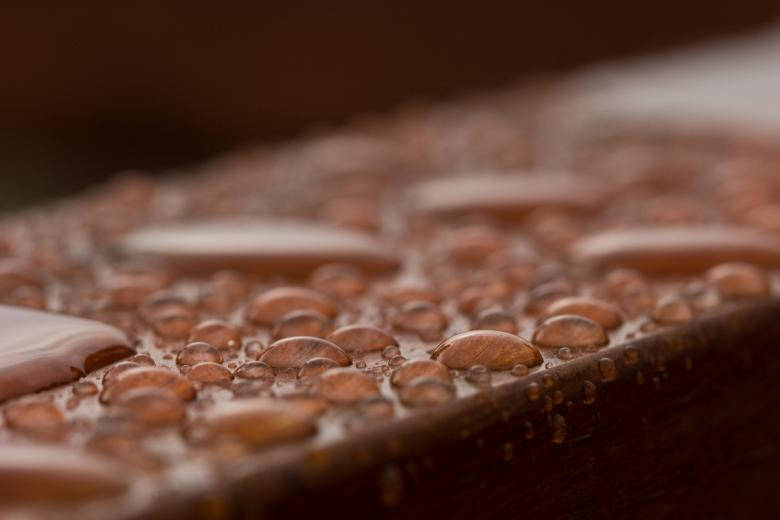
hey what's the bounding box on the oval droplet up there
[176,342,223,366]
[298,357,341,379]
[100,367,196,404]
[326,324,398,353]
[246,287,338,326]
[116,218,400,276]
[431,330,542,370]
[259,336,351,369]
[187,362,233,384]
[532,315,608,350]
[234,361,275,381]
[651,296,694,325]
[308,263,367,298]
[113,388,186,427]
[473,306,518,334]
[187,320,242,350]
[538,296,623,330]
[391,300,449,341]
[272,309,333,340]
[706,262,770,300]
[598,357,617,382]
[317,368,380,404]
[390,359,452,387]
[571,227,780,274]
[398,377,456,407]
[3,401,65,439]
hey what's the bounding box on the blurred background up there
[2,3,779,209]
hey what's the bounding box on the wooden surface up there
[131,300,780,519]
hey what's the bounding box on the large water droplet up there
[0,305,133,402]
[259,337,351,369]
[117,219,401,276]
[432,330,542,370]
[326,324,398,353]
[188,320,242,350]
[246,287,338,326]
[532,315,608,350]
[317,368,380,404]
[538,296,623,330]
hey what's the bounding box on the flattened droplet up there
[298,357,340,379]
[431,330,542,370]
[326,325,398,353]
[706,262,770,299]
[539,296,623,330]
[391,301,449,341]
[532,315,608,350]
[4,401,65,439]
[0,305,133,402]
[117,219,400,276]
[246,287,338,326]
[177,342,224,366]
[259,337,351,369]
[187,362,233,384]
[309,263,367,298]
[572,227,780,274]
[317,368,380,404]
[100,367,196,403]
[190,399,316,449]
[412,174,606,218]
[473,307,518,334]
[113,388,186,427]
[188,320,242,350]
[390,359,452,387]
[0,445,127,503]
[234,361,274,381]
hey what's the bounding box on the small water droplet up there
[583,380,596,404]
[651,296,694,325]
[398,376,456,407]
[317,368,380,404]
[390,359,452,387]
[309,263,367,298]
[511,364,529,377]
[187,362,233,384]
[391,300,449,341]
[234,361,275,382]
[533,314,608,350]
[598,357,617,382]
[188,320,242,350]
[557,347,573,360]
[525,382,540,401]
[177,342,223,366]
[298,357,340,379]
[623,345,640,365]
[551,414,566,444]
[466,364,491,388]
[706,262,769,299]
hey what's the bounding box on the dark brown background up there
[1,3,778,208]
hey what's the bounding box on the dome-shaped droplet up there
[3,401,64,439]
[539,296,623,330]
[176,342,223,366]
[473,306,518,334]
[398,376,456,407]
[598,357,617,382]
[190,399,316,449]
[272,309,333,340]
[150,307,198,340]
[391,300,449,341]
[309,263,367,298]
[432,330,542,370]
[651,296,694,325]
[298,357,340,379]
[326,324,398,353]
[532,315,608,350]
[259,337,351,369]
[246,287,338,326]
[100,367,196,404]
[113,388,186,427]
[317,368,380,404]
[188,320,242,350]
[390,359,452,387]
[706,262,769,300]
[187,362,233,384]
[234,361,274,381]
[466,364,491,387]
[443,225,509,265]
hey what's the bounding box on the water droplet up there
[444,225,509,265]
[113,388,186,427]
[583,380,596,404]
[466,364,491,387]
[532,314,608,350]
[572,227,780,274]
[432,330,542,370]
[553,389,564,405]
[525,382,540,401]
[309,263,367,298]
[3,401,64,439]
[317,368,380,404]
[472,306,518,334]
[187,362,233,384]
[118,219,400,276]
[0,445,128,503]
[706,262,769,299]
[357,395,395,420]
[382,285,442,306]
[259,336,351,369]
[105,272,168,309]
[623,345,640,365]
[298,357,340,379]
[598,357,617,382]
[177,342,223,366]
[129,354,155,366]
[272,309,333,340]
[399,376,456,407]
[651,296,694,325]
[0,305,133,402]
[189,399,316,449]
[234,361,274,382]
[100,367,196,404]
[150,307,198,340]
[73,381,99,396]
[511,364,529,377]
[551,414,566,444]
[557,347,573,360]
[390,359,452,387]
[524,280,576,315]
[244,340,266,359]
[391,300,449,341]
[188,320,242,349]
[326,324,398,353]
[539,296,623,330]
[412,174,607,218]
[246,287,338,326]
[102,361,140,387]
